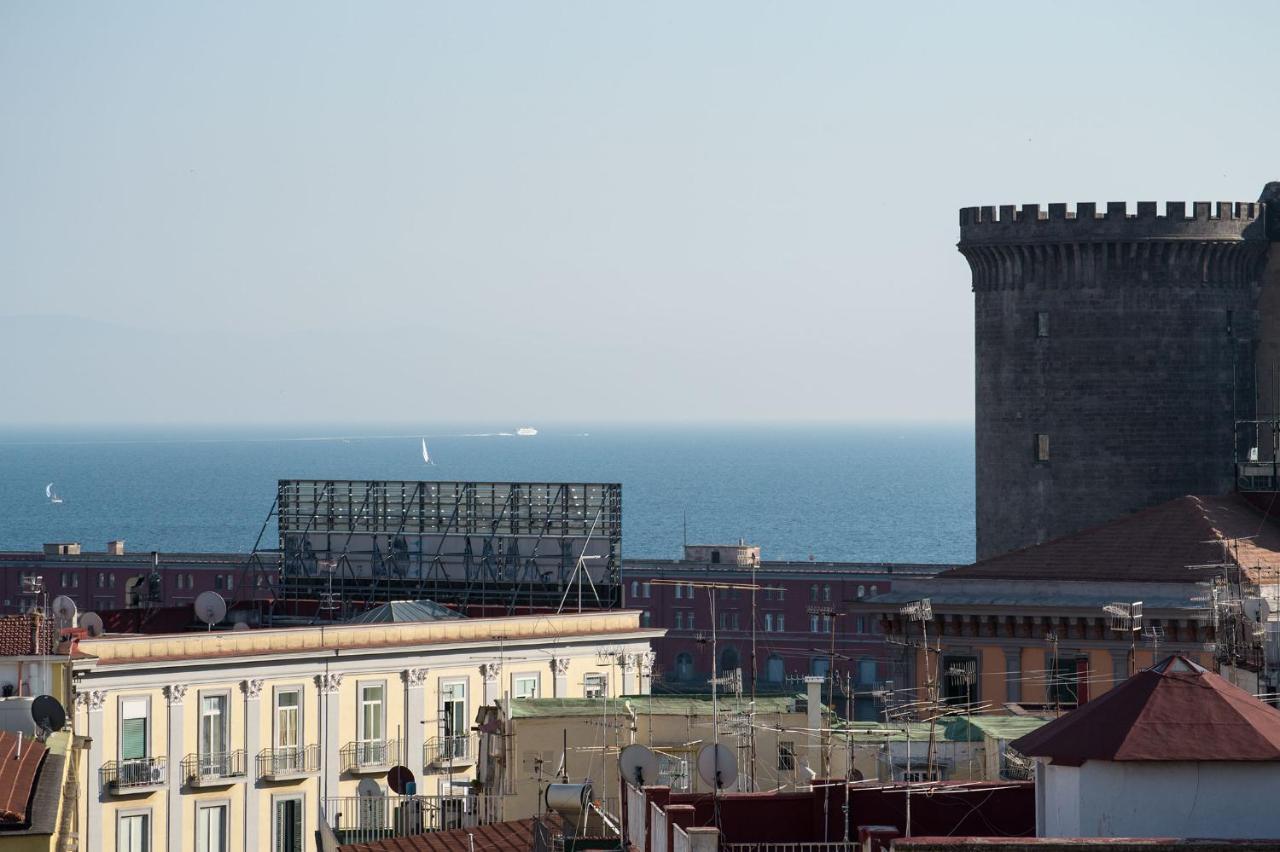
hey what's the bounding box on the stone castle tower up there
[958,195,1277,560]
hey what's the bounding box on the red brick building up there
[623,544,951,718]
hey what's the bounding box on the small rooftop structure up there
[346,599,465,625]
[1013,655,1280,766]
[1014,655,1280,839]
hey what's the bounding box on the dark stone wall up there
[959,202,1270,560]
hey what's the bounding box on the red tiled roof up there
[0,731,47,825]
[338,816,557,852]
[941,494,1280,583]
[1011,656,1280,766]
[0,615,60,657]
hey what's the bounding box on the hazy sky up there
[4,2,1279,425]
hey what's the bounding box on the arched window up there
[857,585,865,598]
[809,584,818,601]
[720,646,740,673]
[631,581,639,599]
[823,584,831,602]
[766,654,785,683]
[869,584,878,597]
[675,652,694,681]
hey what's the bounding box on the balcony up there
[423,735,475,771]
[322,794,504,847]
[182,750,248,787]
[101,756,167,795]
[341,739,400,774]
[258,745,320,781]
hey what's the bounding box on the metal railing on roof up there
[322,794,505,846]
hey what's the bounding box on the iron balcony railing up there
[423,735,474,769]
[341,738,400,773]
[322,794,504,846]
[181,750,248,785]
[257,744,320,779]
[101,756,167,793]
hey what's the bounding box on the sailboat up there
[421,438,434,465]
[516,426,538,437]
[46,483,63,504]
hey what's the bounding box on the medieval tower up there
[958,196,1276,560]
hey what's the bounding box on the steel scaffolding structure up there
[246,479,622,620]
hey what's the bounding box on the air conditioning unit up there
[150,764,166,783]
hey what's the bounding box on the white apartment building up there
[70,609,661,852]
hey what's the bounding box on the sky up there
[3,2,1280,425]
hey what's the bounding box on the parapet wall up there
[959,201,1266,243]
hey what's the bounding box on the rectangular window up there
[440,680,467,743]
[226,575,234,591]
[513,674,539,700]
[674,611,683,630]
[273,796,303,852]
[275,688,301,750]
[675,585,683,599]
[199,694,229,775]
[196,803,228,852]
[584,673,607,699]
[215,575,223,590]
[359,683,385,743]
[810,614,820,633]
[120,696,149,761]
[1036,311,1049,338]
[118,812,150,852]
[777,614,785,632]
[764,613,774,632]
[687,612,694,631]
[1035,433,1050,462]
[778,741,795,771]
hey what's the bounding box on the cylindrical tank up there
[958,200,1270,559]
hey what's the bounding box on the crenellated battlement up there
[959,200,1267,244]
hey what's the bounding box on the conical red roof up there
[1011,656,1280,766]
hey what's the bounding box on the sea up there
[0,423,975,564]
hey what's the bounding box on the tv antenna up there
[618,744,660,786]
[194,591,228,631]
[1104,600,1143,675]
[50,596,77,629]
[80,612,104,637]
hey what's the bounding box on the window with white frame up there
[273,795,304,852]
[120,696,149,762]
[196,802,228,852]
[584,673,607,699]
[512,674,539,699]
[358,682,385,751]
[674,611,683,629]
[199,693,229,773]
[776,614,785,632]
[275,687,301,751]
[764,613,774,632]
[440,680,468,759]
[118,811,150,852]
[675,584,683,599]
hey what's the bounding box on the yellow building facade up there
[71,610,661,852]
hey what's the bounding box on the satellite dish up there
[31,695,66,733]
[388,765,416,795]
[50,596,77,626]
[696,743,737,791]
[619,744,660,786]
[232,621,250,631]
[80,612,104,637]
[356,778,382,798]
[194,591,227,629]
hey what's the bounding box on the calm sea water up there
[0,423,974,563]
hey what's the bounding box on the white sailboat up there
[516,426,538,437]
[46,483,63,504]
[421,438,434,465]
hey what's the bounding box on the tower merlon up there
[959,200,1267,243]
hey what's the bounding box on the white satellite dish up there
[194,591,227,630]
[50,595,77,627]
[80,612,104,637]
[696,743,737,791]
[619,744,660,786]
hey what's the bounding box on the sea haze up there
[0,423,975,564]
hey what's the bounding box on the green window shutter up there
[121,717,146,760]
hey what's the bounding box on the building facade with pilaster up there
[70,610,661,852]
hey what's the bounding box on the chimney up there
[803,676,823,733]
[107,540,125,556]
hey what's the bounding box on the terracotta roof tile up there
[0,731,47,825]
[942,494,1280,584]
[0,615,59,658]
[1012,655,1280,765]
